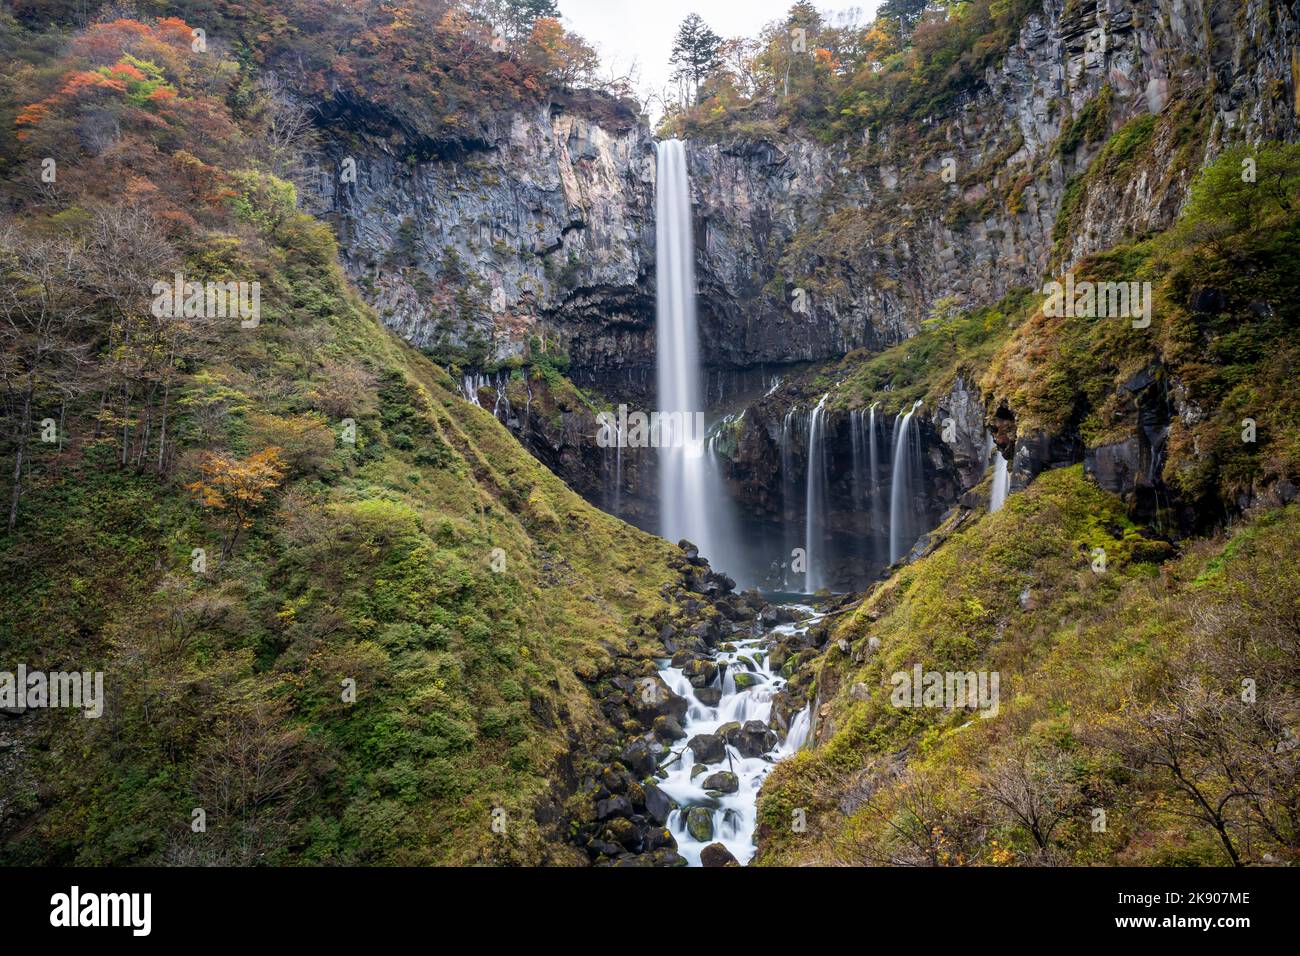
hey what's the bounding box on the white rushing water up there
[889,399,924,563]
[989,448,1010,513]
[779,408,800,589]
[656,605,821,865]
[803,394,830,592]
[655,139,735,565]
[868,404,886,564]
[851,403,888,568]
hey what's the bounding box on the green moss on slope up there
[756,469,1298,866]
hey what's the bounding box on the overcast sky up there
[558,0,884,115]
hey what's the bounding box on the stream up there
[656,603,821,866]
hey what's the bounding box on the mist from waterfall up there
[655,140,734,568]
[889,400,924,564]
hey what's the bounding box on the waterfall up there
[804,394,830,592]
[606,414,623,514]
[614,419,623,514]
[990,445,1010,513]
[850,409,863,507]
[779,407,799,588]
[782,705,813,753]
[852,403,887,567]
[460,373,483,407]
[868,404,886,564]
[655,139,714,555]
[889,400,923,564]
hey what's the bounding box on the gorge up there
[309,0,1300,595]
[1,0,1298,874]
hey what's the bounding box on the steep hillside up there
[755,469,1300,866]
[0,9,701,866]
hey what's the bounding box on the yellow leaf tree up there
[188,447,287,559]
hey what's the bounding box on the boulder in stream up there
[687,733,726,763]
[695,686,722,707]
[631,677,689,725]
[702,771,739,794]
[726,720,778,758]
[653,714,686,741]
[686,807,714,843]
[700,842,740,867]
[682,658,718,687]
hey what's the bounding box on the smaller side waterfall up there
[889,400,924,564]
[804,394,830,592]
[459,371,512,423]
[868,404,886,564]
[851,404,888,569]
[779,408,800,589]
[783,705,812,752]
[989,448,1010,513]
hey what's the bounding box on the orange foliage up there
[188,448,288,557]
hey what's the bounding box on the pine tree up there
[670,13,723,105]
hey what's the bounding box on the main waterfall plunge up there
[654,140,736,569]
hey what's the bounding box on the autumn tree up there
[715,37,763,100]
[188,446,287,558]
[840,763,986,866]
[190,692,314,864]
[82,202,184,470]
[250,72,320,189]
[525,16,600,89]
[877,0,931,37]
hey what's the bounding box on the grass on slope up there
[755,467,1299,866]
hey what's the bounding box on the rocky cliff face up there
[687,0,1298,383]
[685,139,897,373]
[308,94,659,395]
[690,0,1298,578]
